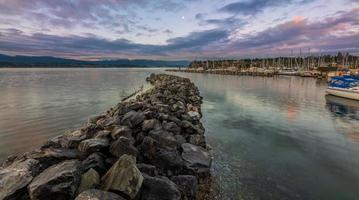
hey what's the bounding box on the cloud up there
[0,28,229,59]
[230,8,359,55]
[219,0,313,15]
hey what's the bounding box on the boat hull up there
[326,87,359,101]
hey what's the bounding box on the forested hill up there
[0,54,189,68]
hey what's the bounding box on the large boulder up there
[75,189,125,200]
[139,137,157,160]
[171,175,198,199]
[142,119,161,132]
[111,126,133,140]
[101,155,143,199]
[0,159,40,200]
[28,160,82,200]
[140,175,181,200]
[82,153,107,176]
[163,122,181,135]
[77,169,100,195]
[148,130,177,149]
[94,130,111,139]
[188,134,206,147]
[78,138,109,154]
[109,137,138,158]
[153,148,183,172]
[121,111,145,128]
[136,164,158,177]
[181,143,211,173]
[48,129,88,149]
[26,148,84,170]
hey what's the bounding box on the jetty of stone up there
[0,74,212,200]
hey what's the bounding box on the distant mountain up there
[0,54,189,68]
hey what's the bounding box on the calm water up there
[1,69,359,199]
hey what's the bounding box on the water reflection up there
[168,72,359,200]
[326,94,359,119]
[0,68,163,160]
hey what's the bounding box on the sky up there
[0,0,358,60]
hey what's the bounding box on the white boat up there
[326,76,359,100]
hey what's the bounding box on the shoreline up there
[0,74,213,200]
[167,69,275,77]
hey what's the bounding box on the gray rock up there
[142,119,161,132]
[137,164,157,176]
[88,115,106,124]
[187,111,201,119]
[121,111,145,128]
[174,135,186,146]
[78,138,109,153]
[111,126,133,140]
[188,134,206,147]
[148,130,177,149]
[154,148,183,171]
[139,137,157,160]
[82,153,107,176]
[0,159,40,200]
[28,160,82,200]
[26,148,84,170]
[101,155,143,199]
[60,129,89,148]
[94,130,111,139]
[171,175,198,199]
[77,169,100,195]
[163,122,181,135]
[140,175,181,200]
[75,189,125,200]
[181,143,211,173]
[110,137,138,158]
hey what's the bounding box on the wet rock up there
[128,102,143,111]
[163,122,181,135]
[110,137,138,158]
[140,175,181,200]
[111,126,133,140]
[181,143,211,173]
[149,130,177,149]
[174,135,186,146]
[77,169,100,195]
[60,129,89,148]
[121,111,145,128]
[28,160,82,200]
[187,111,201,119]
[181,121,204,135]
[88,115,106,125]
[171,175,198,199]
[137,164,157,176]
[78,138,109,153]
[139,137,157,160]
[188,134,206,147]
[0,159,40,200]
[101,155,143,199]
[82,153,107,176]
[94,130,111,139]
[97,117,116,128]
[154,148,183,171]
[75,189,126,200]
[142,119,161,132]
[26,148,84,170]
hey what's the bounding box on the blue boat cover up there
[329,76,359,88]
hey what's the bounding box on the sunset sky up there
[0,0,358,60]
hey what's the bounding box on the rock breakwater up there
[0,74,212,200]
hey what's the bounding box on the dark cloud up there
[220,0,313,15]
[0,28,229,58]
